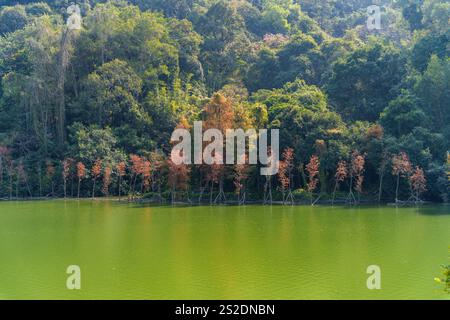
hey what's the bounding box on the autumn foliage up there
[409,167,426,201]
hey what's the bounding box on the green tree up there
[327,41,406,121]
[0,6,28,35]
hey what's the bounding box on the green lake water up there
[0,200,449,300]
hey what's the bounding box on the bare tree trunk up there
[38,166,42,198]
[395,174,400,203]
[347,175,356,205]
[63,179,67,199]
[214,179,226,204]
[92,178,96,199]
[209,181,214,205]
[332,181,338,206]
[378,171,385,203]
[8,169,12,200]
[118,176,122,201]
[263,176,272,205]
[70,176,74,197]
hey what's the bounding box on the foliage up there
[0,0,448,203]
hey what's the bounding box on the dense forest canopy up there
[0,0,449,203]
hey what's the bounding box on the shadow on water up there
[416,205,450,216]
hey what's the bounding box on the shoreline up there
[0,196,442,207]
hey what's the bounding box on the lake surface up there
[0,200,449,300]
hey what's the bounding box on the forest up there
[0,0,449,204]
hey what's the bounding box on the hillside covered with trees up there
[0,0,449,203]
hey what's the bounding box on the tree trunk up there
[118,176,122,201]
[378,171,384,203]
[395,174,400,203]
[209,181,214,205]
[92,178,96,199]
[332,181,338,206]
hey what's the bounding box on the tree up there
[0,6,28,35]
[203,94,234,204]
[447,153,450,182]
[149,151,165,203]
[378,151,390,203]
[102,166,112,197]
[306,154,320,205]
[76,162,86,199]
[278,147,295,205]
[69,124,122,165]
[0,146,10,196]
[62,158,73,198]
[347,151,365,204]
[332,160,348,205]
[91,159,102,199]
[141,159,151,194]
[116,161,126,201]
[129,154,143,199]
[254,80,345,163]
[234,161,250,205]
[17,161,32,198]
[353,153,365,202]
[82,59,145,128]
[409,167,427,202]
[414,55,450,132]
[197,1,252,91]
[262,147,274,205]
[392,152,413,203]
[380,91,427,137]
[46,161,55,197]
[327,41,406,121]
[167,160,191,204]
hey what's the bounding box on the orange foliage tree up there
[62,158,73,198]
[409,167,426,202]
[102,166,112,197]
[129,154,143,199]
[347,151,365,204]
[149,151,165,203]
[141,159,151,194]
[306,154,320,205]
[392,152,412,202]
[234,155,250,205]
[76,162,86,199]
[167,159,191,204]
[91,159,102,199]
[203,93,234,204]
[278,148,295,205]
[332,160,348,205]
[116,161,126,201]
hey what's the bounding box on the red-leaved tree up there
[392,152,412,203]
[409,166,427,202]
[306,155,320,205]
[167,159,191,204]
[332,160,348,205]
[91,159,102,199]
[62,158,73,198]
[116,161,126,201]
[76,162,86,199]
[102,166,112,197]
